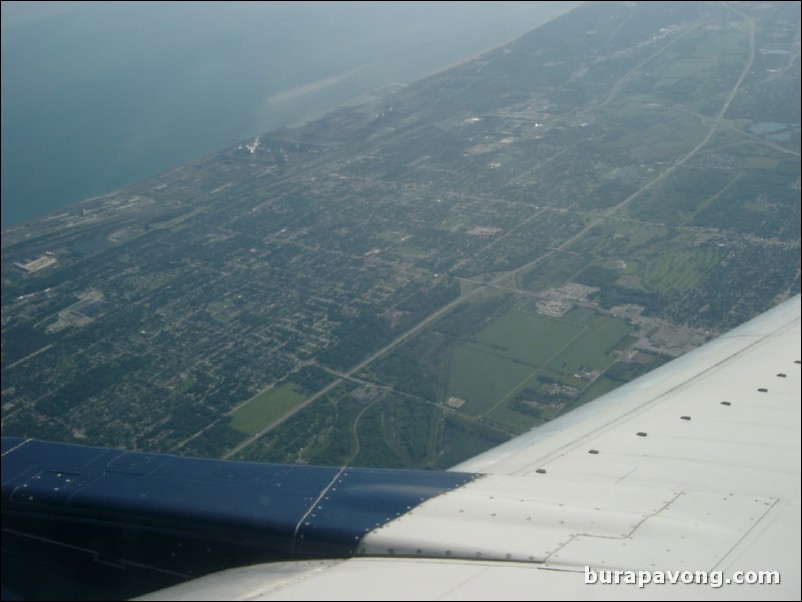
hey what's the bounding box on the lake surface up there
[1,1,578,227]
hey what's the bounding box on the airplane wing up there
[2,295,799,600]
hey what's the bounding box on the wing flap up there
[362,476,677,562]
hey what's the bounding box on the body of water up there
[1,1,578,227]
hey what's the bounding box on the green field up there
[230,382,307,435]
[445,306,635,429]
[472,310,583,365]
[446,309,585,415]
[547,308,634,372]
[641,247,722,294]
[447,346,535,414]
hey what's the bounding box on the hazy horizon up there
[1,1,580,227]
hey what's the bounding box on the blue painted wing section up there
[1,437,477,599]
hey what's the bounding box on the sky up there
[1,1,580,226]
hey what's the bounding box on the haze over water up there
[1,1,578,227]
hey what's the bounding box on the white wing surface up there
[145,296,800,600]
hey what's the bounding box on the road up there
[223,10,758,461]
